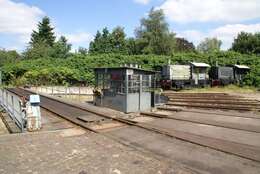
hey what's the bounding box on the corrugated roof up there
[94,67,158,73]
[190,62,211,67]
[234,65,250,69]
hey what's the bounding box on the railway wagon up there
[210,66,234,86]
[160,62,210,89]
[161,65,192,89]
[233,65,250,84]
[190,62,210,87]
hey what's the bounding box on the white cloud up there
[64,32,93,51]
[66,32,93,44]
[177,23,260,50]
[0,0,44,35]
[160,0,260,23]
[0,0,44,50]
[134,0,151,5]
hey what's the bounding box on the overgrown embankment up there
[1,51,260,87]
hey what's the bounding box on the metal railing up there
[0,88,25,131]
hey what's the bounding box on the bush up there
[1,51,260,87]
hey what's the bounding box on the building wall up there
[94,67,154,113]
[95,94,126,112]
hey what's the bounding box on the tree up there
[175,38,195,52]
[135,8,176,55]
[197,37,222,53]
[78,47,88,55]
[126,38,139,55]
[30,16,56,47]
[89,28,112,54]
[23,40,54,59]
[110,27,128,54]
[0,49,20,67]
[53,36,72,58]
[89,27,128,54]
[231,32,260,55]
[89,30,102,54]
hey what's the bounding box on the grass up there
[180,85,259,94]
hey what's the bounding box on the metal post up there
[139,75,142,111]
[11,96,14,115]
[125,72,128,113]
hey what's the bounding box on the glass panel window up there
[142,75,151,92]
[128,75,140,93]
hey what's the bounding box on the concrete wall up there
[31,86,94,95]
[30,86,94,103]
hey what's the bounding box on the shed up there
[190,62,211,86]
[233,65,250,82]
[93,66,156,113]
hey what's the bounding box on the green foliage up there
[24,17,71,59]
[0,49,20,67]
[77,47,88,55]
[88,8,178,55]
[231,32,260,54]
[89,27,128,54]
[110,27,128,54]
[23,40,54,59]
[30,16,56,47]
[197,37,222,53]
[126,38,139,55]
[52,36,72,58]
[2,52,260,87]
[175,38,195,53]
[135,8,176,55]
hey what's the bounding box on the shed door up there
[139,75,151,111]
[127,74,140,112]
[127,74,151,112]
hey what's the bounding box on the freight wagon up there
[160,62,210,89]
[160,62,250,89]
[210,66,234,86]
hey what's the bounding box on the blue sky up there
[1,0,260,51]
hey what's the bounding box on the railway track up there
[163,92,257,100]
[7,88,260,163]
[163,92,260,111]
[166,102,260,111]
[141,112,260,133]
[158,106,260,119]
[168,99,260,106]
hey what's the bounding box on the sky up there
[0,0,260,52]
